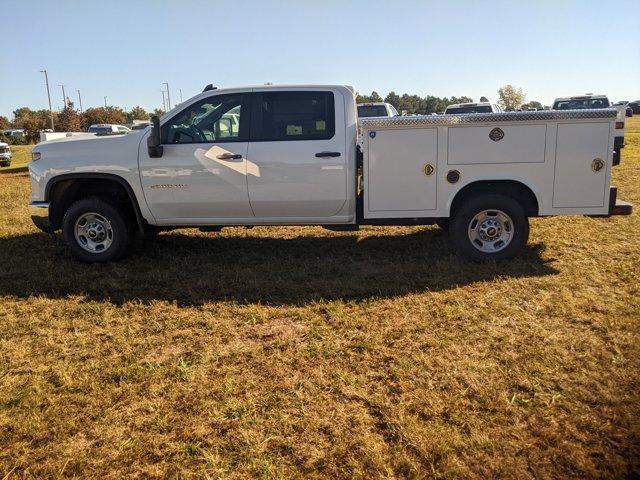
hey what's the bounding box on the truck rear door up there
[246,90,347,218]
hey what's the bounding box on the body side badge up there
[489,127,505,142]
[369,131,376,139]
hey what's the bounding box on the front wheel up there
[62,197,133,262]
[449,194,529,261]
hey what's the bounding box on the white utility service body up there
[361,110,618,218]
[28,84,631,262]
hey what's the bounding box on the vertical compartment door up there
[367,128,438,213]
[553,123,610,208]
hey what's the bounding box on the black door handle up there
[315,151,341,158]
[216,153,243,160]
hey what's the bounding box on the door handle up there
[315,151,341,158]
[216,153,243,160]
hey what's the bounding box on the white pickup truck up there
[28,84,632,262]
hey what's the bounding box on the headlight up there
[32,152,41,161]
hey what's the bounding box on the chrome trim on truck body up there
[29,201,51,233]
[360,108,618,130]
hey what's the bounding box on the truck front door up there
[246,90,347,218]
[139,93,253,222]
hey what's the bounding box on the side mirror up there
[147,115,163,158]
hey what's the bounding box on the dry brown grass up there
[1,119,639,479]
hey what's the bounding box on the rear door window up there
[251,91,335,141]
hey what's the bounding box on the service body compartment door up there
[367,128,437,213]
[448,124,546,165]
[553,123,610,208]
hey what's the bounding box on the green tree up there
[127,106,149,123]
[497,85,526,111]
[0,116,10,130]
[56,102,83,132]
[153,108,165,117]
[369,91,383,103]
[384,92,400,109]
[522,100,543,110]
[81,107,127,129]
[480,96,489,102]
[12,107,55,142]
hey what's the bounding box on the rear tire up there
[62,197,133,263]
[449,194,529,262]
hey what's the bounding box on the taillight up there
[615,121,624,130]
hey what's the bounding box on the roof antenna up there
[203,84,217,92]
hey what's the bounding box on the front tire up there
[449,194,529,261]
[62,197,133,262]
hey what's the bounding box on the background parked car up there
[0,142,12,167]
[613,101,633,117]
[87,124,132,134]
[629,101,640,114]
[444,102,501,114]
[357,102,399,118]
[552,94,610,110]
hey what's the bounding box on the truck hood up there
[37,131,143,146]
[31,130,146,173]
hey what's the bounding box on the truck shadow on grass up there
[0,228,558,306]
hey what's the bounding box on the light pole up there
[59,84,67,109]
[180,88,183,103]
[163,82,171,110]
[76,90,83,113]
[40,69,54,130]
[104,96,108,108]
[161,90,166,111]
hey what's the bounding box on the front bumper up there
[28,202,52,233]
[0,153,11,161]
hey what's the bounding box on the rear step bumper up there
[589,187,633,217]
[608,187,632,216]
[609,187,633,215]
[611,200,633,216]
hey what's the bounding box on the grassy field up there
[1,119,639,479]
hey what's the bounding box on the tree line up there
[0,103,164,143]
[357,85,542,114]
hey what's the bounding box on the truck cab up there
[28,84,632,263]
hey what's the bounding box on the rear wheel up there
[449,194,529,261]
[62,197,133,262]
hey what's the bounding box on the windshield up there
[88,126,112,133]
[358,105,388,118]
[552,98,610,110]
[445,105,492,114]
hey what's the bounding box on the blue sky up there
[1,0,639,118]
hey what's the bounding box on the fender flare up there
[45,172,147,231]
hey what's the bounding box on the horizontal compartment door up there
[368,128,437,212]
[448,124,546,165]
[553,123,609,208]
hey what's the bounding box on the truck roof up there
[447,102,491,109]
[203,83,356,94]
[553,94,608,101]
[357,102,388,106]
